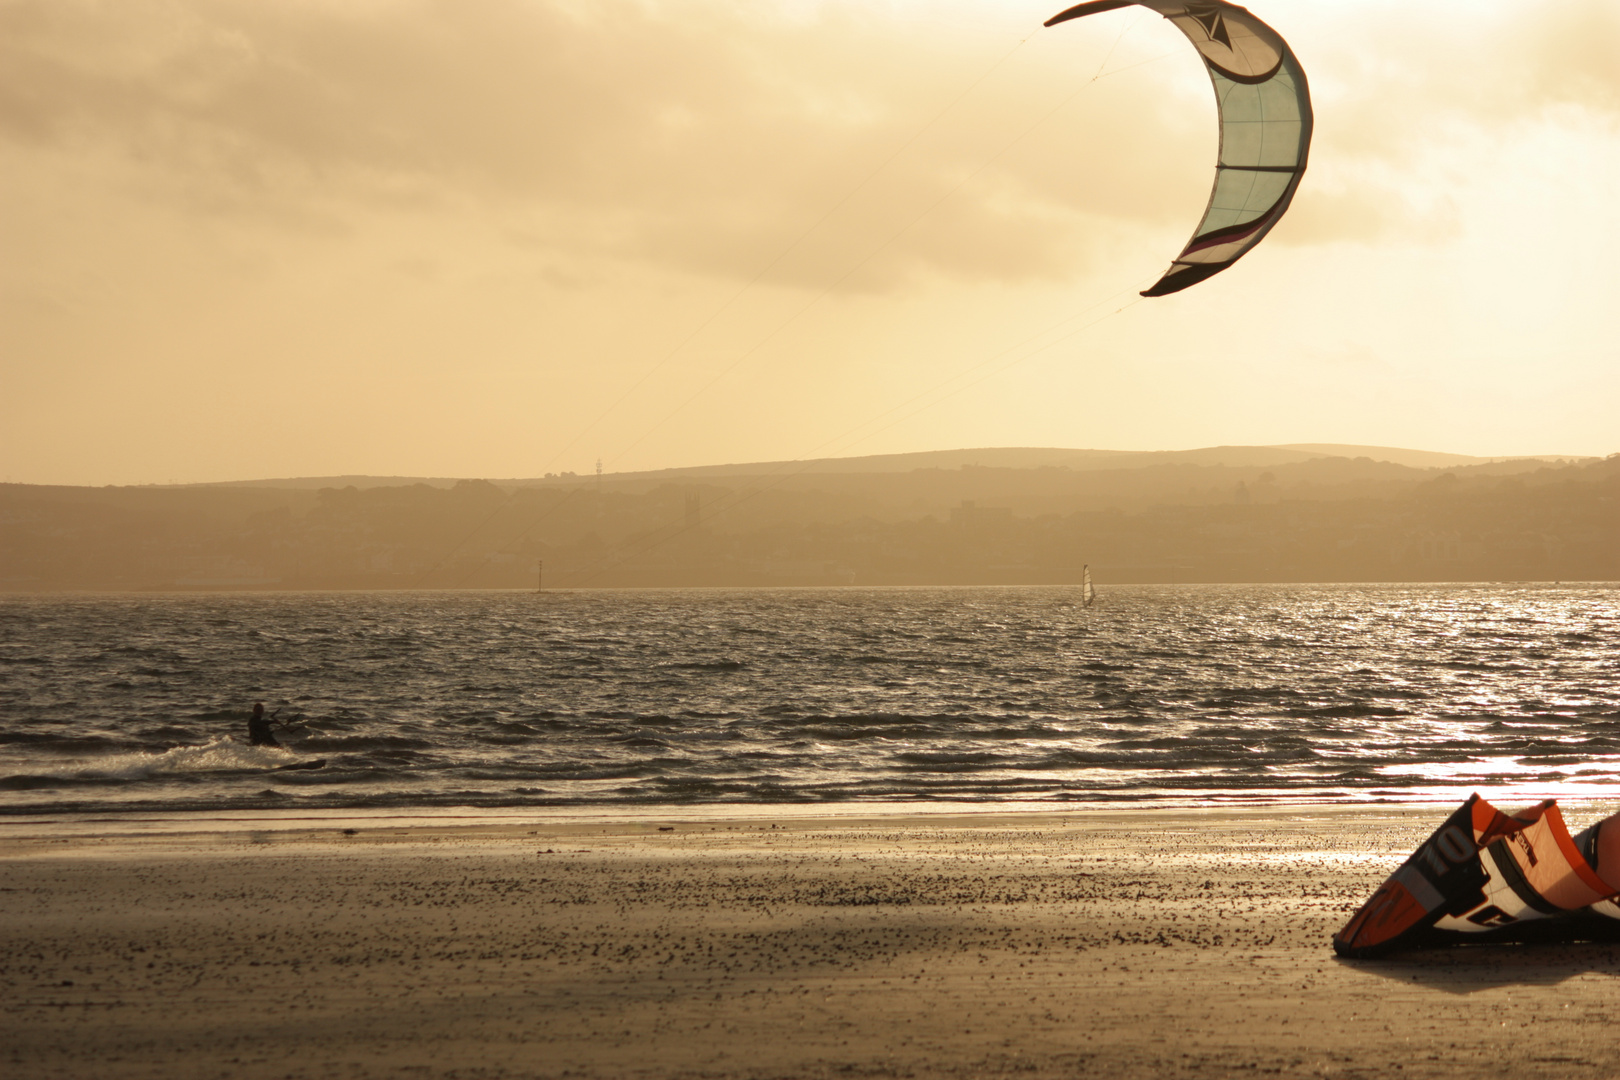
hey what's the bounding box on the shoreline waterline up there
[10,793,1620,845]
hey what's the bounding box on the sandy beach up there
[5,806,1620,1079]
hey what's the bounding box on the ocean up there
[2,584,1616,817]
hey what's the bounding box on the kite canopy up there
[1045,1,1313,297]
[1335,796,1620,958]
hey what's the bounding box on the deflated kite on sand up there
[1045,1,1312,297]
[1335,795,1620,958]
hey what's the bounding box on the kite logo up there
[1414,823,1476,885]
[1465,905,1517,928]
[1183,3,1232,49]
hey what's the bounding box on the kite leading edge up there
[1045,1,1313,297]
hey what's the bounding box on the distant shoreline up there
[6,452,1615,589]
[4,579,1617,596]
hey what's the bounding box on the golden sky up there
[3,0,1617,485]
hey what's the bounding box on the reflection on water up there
[1,583,1616,814]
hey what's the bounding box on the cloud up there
[1508,0,1620,114]
[1242,0,1620,247]
[0,0,1213,291]
[3,0,1611,286]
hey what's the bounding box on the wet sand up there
[5,806,1620,1079]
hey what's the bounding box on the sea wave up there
[2,584,1617,815]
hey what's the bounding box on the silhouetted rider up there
[248,702,282,747]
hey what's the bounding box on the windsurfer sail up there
[1082,564,1096,608]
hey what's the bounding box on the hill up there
[2,446,1613,590]
[189,444,1590,490]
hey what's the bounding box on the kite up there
[1334,795,1620,958]
[1044,1,1313,297]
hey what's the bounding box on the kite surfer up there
[240,703,326,770]
[247,702,287,747]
